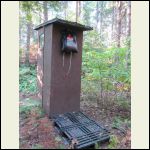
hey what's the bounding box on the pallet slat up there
[52,111,110,149]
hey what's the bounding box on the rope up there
[67,52,72,75]
[62,52,65,67]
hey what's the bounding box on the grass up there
[19,98,44,119]
[32,144,44,149]
[116,97,131,110]
[112,116,131,130]
[108,135,119,149]
[94,142,101,149]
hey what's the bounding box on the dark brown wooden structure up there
[34,18,92,116]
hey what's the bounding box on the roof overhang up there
[34,18,93,31]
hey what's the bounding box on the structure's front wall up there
[49,24,83,116]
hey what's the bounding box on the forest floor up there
[19,64,131,149]
[19,92,131,149]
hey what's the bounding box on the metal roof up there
[34,18,93,31]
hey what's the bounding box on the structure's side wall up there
[37,28,44,101]
[43,25,53,115]
[49,24,83,116]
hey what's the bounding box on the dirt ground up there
[19,93,131,149]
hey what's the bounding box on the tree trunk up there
[99,1,103,39]
[78,1,81,18]
[97,70,103,108]
[64,1,68,19]
[114,1,118,46]
[114,1,123,65]
[76,1,79,22]
[25,22,31,65]
[37,1,42,23]
[125,1,131,69]
[116,1,122,48]
[43,1,48,22]
[96,1,99,31]
[127,1,131,37]
[124,8,127,38]
[120,2,128,41]
[111,1,115,42]
[19,22,21,47]
[39,10,42,23]
[19,10,21,46]
[19,19,22,62]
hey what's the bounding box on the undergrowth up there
[19,64,38,94]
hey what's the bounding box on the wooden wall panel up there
[37,28,44,101]
[49,24,83,116]
[37,23,84,117]
[43,25,53,115]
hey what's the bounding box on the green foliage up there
[108,135,119,149]
[112,116,131,129]
[19,48,23,58]
[58,144,66,149]
[84,30,104,51]
[124,119,131,128]
[32,144,44,149]
[123,36,131,48]
[112,117,123,129]
[20,1,35,22]
[19,98,41,114]
[116,97,131,110]
[82,46,131,85]
[19,104,31,116]
[55,136,62,142]
[19,64,38,94]
[83,1,95,25]
[81,45,131,109]
[48,1,61,12]
[94,142,100,149]
[19,98,45,120]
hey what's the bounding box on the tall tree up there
[20,1,33,64]
[99,1,104,39]
[37,1,43,23]
[116,1,123,48]
[127,1,131,38]
[124,7,127,38]
[75,1,81,22]
[76,1,79,22]
[96,1,99,30]
[63,1,68,19]
[111,1,115,41]
[125,1,131,69]
[26,22,32,65]
[20,1,40,64]
[19,9,22,47]
[83,1,94,25]
[43,1,48,22]
[78,1,81,19]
